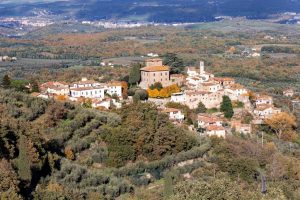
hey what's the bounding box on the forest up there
[1,87,300,199]
[1,21,300,199]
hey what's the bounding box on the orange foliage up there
[64,146,75,160]
[147,84,180,98]
[56,95,67,101]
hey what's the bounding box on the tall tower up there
[200,61,205,75]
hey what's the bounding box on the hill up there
[1,0,300,22]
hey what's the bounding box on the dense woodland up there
[1,21,300,199]
[1,88,300,199]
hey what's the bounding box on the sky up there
[0,0,63,3]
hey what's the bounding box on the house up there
[70,78,105,99]
[40,82,70,96]
[254,94,273,106]
[283,88,294,97]
[197,114,223,128]
[70,77,101,89]
[231,120,252,134]
[92,98,122,109]
[206,125,226,138]
[171,92,186,103]
[225,84,248,101]
[70,87,105,99]
[186,62,214,86]
[213,77,235,87]
[171,90,223,109]
[200,82,222,93]
[161,108,185,122]
[254,104,281,119]
[107,81,123,97]
[139,58,171,89]
[170,74,185,86]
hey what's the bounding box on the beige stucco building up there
[139,58,171,89]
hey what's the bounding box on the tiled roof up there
[108,81,123,87]
[198,114,222,123]
[255,104,273,111]
[228,84,245,90]
[140,65,170,72]
[162,108,181,113]
[207,125,225,131]
[213,77,235,82]
[70,86,104,92]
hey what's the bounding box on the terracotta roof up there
[228,84,245,90]
[108,81,123,87]
[202,82,219,86]
[70,86,104,92]
[186,91,210,96]
[140,65,170,72]
[162,108,181,113]
[198,114,222,123]
[213,77,235,82]
[207,125,225,131]
[254,94,273,100]
[72,80,100,85]
[31,92,41,97]
[146,58,163,62]
[255,104,273,111]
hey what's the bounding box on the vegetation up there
[147,84,181,98]
[220,96,234,119]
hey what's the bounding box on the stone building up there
[139,58,171,89]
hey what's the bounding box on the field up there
[1,19,300,92]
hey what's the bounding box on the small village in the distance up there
[22,56,294,139]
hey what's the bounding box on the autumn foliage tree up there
[147,84,180,98]
[265,112,297,140]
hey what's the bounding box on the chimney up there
[200,61,205,75]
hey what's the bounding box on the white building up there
[206,125,226,138]
[40,82,70,96]
[171,90,223,109]
[106,81,123,97]
[70,77,101,89]
[225,84,248,101]
[254,104,281,119]
[70,87,105,99]
[254,94,273,106]
[162,108,185,122]
[70,78,105,99]
[197,114,223,128]
[200,82,222,93]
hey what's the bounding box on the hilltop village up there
[32,57,288,138]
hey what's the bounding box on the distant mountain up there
[1,0,300,23]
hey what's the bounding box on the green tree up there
[133,93,141,103]
[129,63,142,86]
[163,53,185,74]
[195,101,207,114]
[220,96,234,119]
[31,80,40,93]
[1,74,11,89]
[150,82,163,91]
[10,79,29,92]
[16,135,32,183]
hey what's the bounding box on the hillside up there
[1,0,300,22]
[1,88,300,199]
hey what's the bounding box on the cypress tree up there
[195,101,207,113]
[1,74,11,89]
[129,63,142,86]
[220,95,234,119]
[31,81,40,93]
